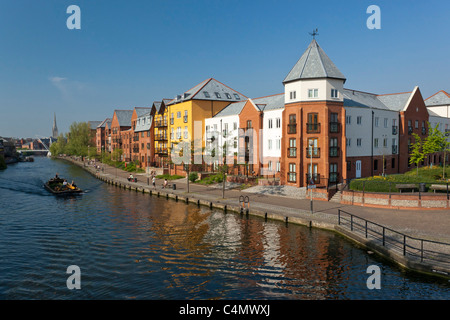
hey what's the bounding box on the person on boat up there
[71,180,77,188]
[63,179,68,186]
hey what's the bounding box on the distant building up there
[52,113,59,139]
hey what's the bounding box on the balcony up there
[132,147,139,153]
[288,147,297,158]
[155,134,167,141]
[287,123,297,134]
[306,173,320,185]
[156,148,168,155]
[155,120,167,128]
[329,146,339,157]
[306,123,320,133]
[306,147,320,158]
[329,122,340,133]
[392,126,398,135]
[392,145,398,154]
[183,116,188,123]
[170,118,174,125]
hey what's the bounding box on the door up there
[356,160,361,178]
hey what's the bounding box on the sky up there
[1,0,449,138]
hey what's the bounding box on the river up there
[0,157,448,300]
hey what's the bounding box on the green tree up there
[409,133,424,175]
[423,122,450,178]
[49,133,67,156]
[64,122,91,156]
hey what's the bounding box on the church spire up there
[52,113,58,139]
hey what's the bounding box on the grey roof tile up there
[425,91,450,106]
[284,39,346,83]
[377,92,412,111]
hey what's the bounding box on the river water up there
[0,157,448,300]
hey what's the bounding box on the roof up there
[213,93,284,117]
[283,39,346,83]
[134,112,153,132]
[377,91,413,111]
[425,90,450,107]
[134,107,152,117]
[168,78,247,105]
[97,118,112,129]
[343,89,390,110]
[113,110,133,127]
[88,121,102,130]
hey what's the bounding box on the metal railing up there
[338,209,450,268]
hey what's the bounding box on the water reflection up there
[0,157,448,300]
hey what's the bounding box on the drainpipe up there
[371,110,374,177]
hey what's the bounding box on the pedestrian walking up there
[152,176,156,189]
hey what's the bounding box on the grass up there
[349,165,450,193]
[195,173,224,185]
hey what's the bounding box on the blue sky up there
[1,0,449,138]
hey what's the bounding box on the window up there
[276,139,281,150]
[290,91,296,100]
[288,114,296,134]
[276,161,281,172]
[308,89,318,98]
[347,161,351,171]
[357,116,362,125]
[177,111,181,118]
[346,138,351,147]
[346,115,351,124]
[268,161,272,172]
[288,138,296,157]
[214,92,221,98]
[331,89,338,98]
[374,159,378,171]
[233,94,240,100]
[330,138,338,157]
[184,110,188,123]
[233,122,237,130]
[384,118,388,128]
[357,138,362,147]
[203,91,210,98]
[268,139,272,150]
[246,120,252,129]
[307,113,320,133]
[383,138,388,148]
[268,119,273,129]
[184,126,188,139]
[374,138,379,148]
[415,120,419,129]
[375,117,379,127]
[225,93,232,99]
[288,163,296,182]
[176,127,181,139]
[330,163,338,182]
[392,157,396,169]
[276,118,281,128]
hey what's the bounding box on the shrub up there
[188,172,199,183]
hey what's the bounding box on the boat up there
[44,177,83,195]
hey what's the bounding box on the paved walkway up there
[72,157,450,244]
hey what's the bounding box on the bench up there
[429,184,448,193]
[127,177,138,182]
[396,184,417,193]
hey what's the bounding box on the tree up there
[49,133,67,156]
[409,133,424,175]
[65,122,91,156]
[423,122,449,178]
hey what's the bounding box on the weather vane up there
[309,28,319,39]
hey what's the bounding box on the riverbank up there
[60,156,450,279]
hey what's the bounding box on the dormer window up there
[233,94,240,100]
[331,89,339,98]
[214,92,221,98]
[203,91,210,98]
[308,89,318,98]
[225,93,232,99]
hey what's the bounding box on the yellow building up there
[166,78,246,173]
[153,99,170,167]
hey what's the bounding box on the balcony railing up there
[183,116,188,123]
[329,146,339,157]
[392,126,398,135]
[170,118,174,125]
[392,145,398,154]
[288,147,297,158]
[155,120,167,127]
[156,148,168,155]
[288,123,297,134]
[306,173,320,185]
[329,122,340,133]
[132,148,139,153]
[155,134,167,141]
[306,123,321,133]
[306,147,320,158]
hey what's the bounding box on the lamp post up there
[185,162,190,193]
